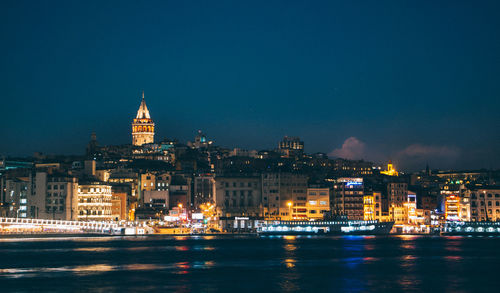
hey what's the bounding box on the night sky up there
[1,1,499,171]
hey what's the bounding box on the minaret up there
[131,91,155,146]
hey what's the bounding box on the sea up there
[0,234,498,292]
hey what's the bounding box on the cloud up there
[397,144,460,158]
[395,144,461,170]
[329,137,366,160]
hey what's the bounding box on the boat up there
[258,219,394,235]
[442,221,500,235]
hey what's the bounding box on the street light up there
[287,201,293,220]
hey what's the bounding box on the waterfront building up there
[332,178,364,220]
[30,172,79,220]
[137,190,169,220]
[169,175,192,210]
[0,176,29,218]
[111,192,127,221]
[214,175,262,218]
[388,181,408,208]
[132,92,155,146]
[402,191,430,233]
[371,191,387,221]
[77,183,113,221]
[194,174,216,210]
[406,191,418,223]
[445,194,460,221]
[468,187,500,221]
[306,187,330,220]
[261,173,308,220]
[363,192,375,221]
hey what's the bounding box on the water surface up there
[0,235,497,292]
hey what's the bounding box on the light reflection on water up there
[0,235,499,292]
[73,247,115,252]
[279,234,300,291]
[0,261,221,279]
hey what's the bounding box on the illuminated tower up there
[381,160,399,176]
[132,92,155,146]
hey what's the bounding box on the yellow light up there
[287,201,292,207]
[178,203,183,209]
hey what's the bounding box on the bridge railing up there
[0,217,121,230]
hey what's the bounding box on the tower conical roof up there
[136,91,151,119]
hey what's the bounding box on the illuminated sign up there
[192,213,204,220]
[346,181,363,187]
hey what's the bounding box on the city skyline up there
[2,3,500,291]
[1,1,500,171]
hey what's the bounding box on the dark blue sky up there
[1,1,499,171]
